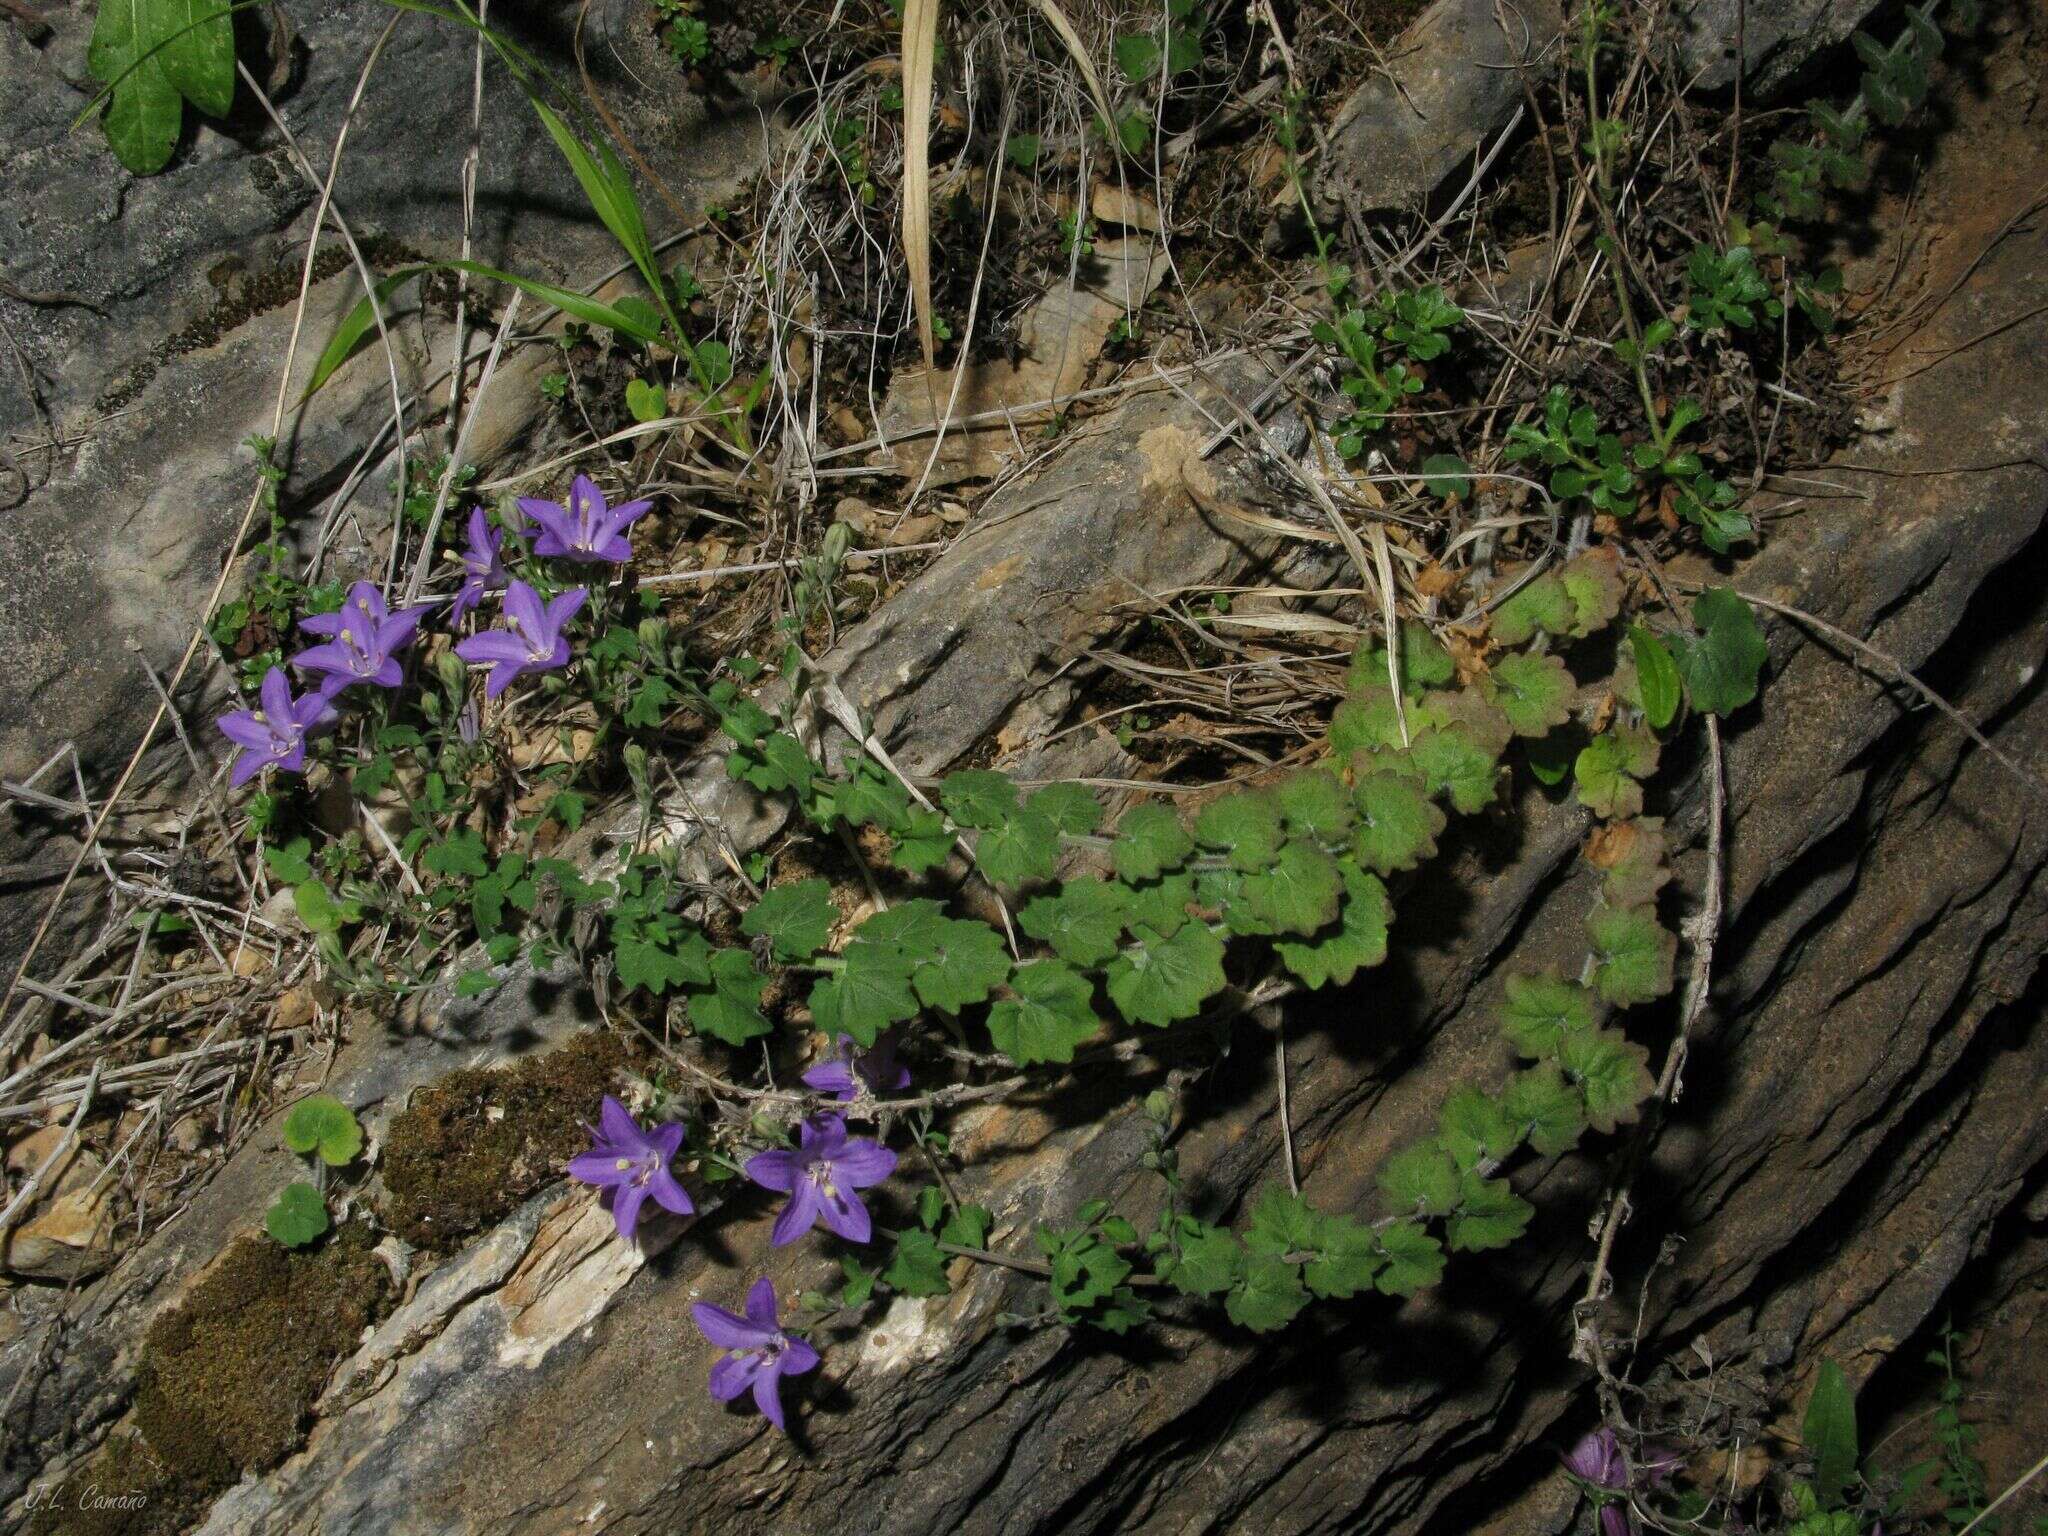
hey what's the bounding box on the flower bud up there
[436,652,467,693]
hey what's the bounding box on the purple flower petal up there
[828,1141,897,1189]
[743,1276,780,1331]
[258,665,293,724]
[598,1095,642,1148]
[611,1181,650,1241]
[503,580,548,638]
[751,1366,787,1431]
[708,1349,761,1402]
[694,1301,775,1352]
[745,1148,802,1194]
[770,1179,824,1247]
[454,631,532,666]
[229,749,272,789]
[801,1061,858,1100]
[779,1336,820,1376]
[817,1184,872,1244]
[216,711,273,751]
[648,1166,694,1218]
[568,1150,631,1188]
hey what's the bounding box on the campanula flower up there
[744,1113,896,1246]
[453,581,585,699]
[567,1094,693,1240]
[1562,1428,1635,1536]
[691,1277,820,1432]
[450,506,511,623]
[802,1029,911,1102]
[517,473,652,564]
[215,667,345,787]
[291,581,431,689]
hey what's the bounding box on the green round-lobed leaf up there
[265,1181,331,1248]
[1112,803,1195,882]
[987,961,1101,1064]
[281,1094,363,1167]
[1676,587,1769,716]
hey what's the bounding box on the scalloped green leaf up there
[1027,782,1102,836]
[812,944,919,1046]
[1439,1086,1519,1171]
[987,960,1101,1064]
[1302,1211,1384,1298]
[1445,1171,1534,1252]
[1559,552,1625,637]
[1351,771,1446,874]
[1166,1220,1243,1296]
[1676,587,1769,716]
[686,949,772,1045]
[1020,878,1130,967]
[890,807,956,874]
[1561,1026,1657,1134]
[1273,864,1390,989]
[940,769,1020,830]
[1104,920,1226,1027]
[1225,1252,1311,1332]
[1240,839,1343,936]
[740,878,837,962]
[1193,790,1285,873]
[912,919,1012,1014]
[1376,1138,1462,1216]
[1574,725,1661,819]
[1487,652,1577,738]
[265,1181,330,1248]
[1503,1062,1588,1157]
[974,808,1060,888]
[281,1094,362,1166]
[1491,572,1574,645]
[1373,1219,1446,1296]
[1349,622,1456,695]
[1274,770,1356,844]
[1112,803,1195,882]
[1410,726,1502,814]
[1499,971,1602,1058]
[1585,899,1677,1006]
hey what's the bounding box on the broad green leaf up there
[151,0,235,118]
[686,949,772,1045]
[1503,1062,1588,1157]
[1420,453,1472,500]
[1273,864,1390,989]
[1560,1027,1655,1134]
[1104,920,1226,1027]
[974,807,1060,888]
[265,1181,330,1248]
[1676,588,1769,716]
[1019,878,1129,967]
[89,0,183,174]
[1349,622,1457,695]
[740,879,837,962]
[281,1094,362,1166]
[1491,572,1574,645]
[1027,782,1101,836]
[987,960,1100,1064]
[1225,1252,1310,1332]
[1499,971,1602,1058]
[884,1228,952,1296]
[1166,1221,1243,1296]
[890,807,956,874]
[613,922,711,996]
[1410,725,1502,814]
[940,768,1020,829]
[1274,769,1355,844]
[1240,839,1342,936]
[1588,817,1672,907]
[1120,870,1196,938]
[1574,726,1661,819]
[1630,625,1682,729]
[1586,900,1677,1006]
[1445,1171,1534,1252]
[911,918,1011,1013]
[1802,1360,1860,1507]
[1377,1138,1462,1216]
[1373,1219,1446,1296]
[1487,652,1577,737]
[1350,771,1445,873]
[1243,1183,1321,1258]
[1302,1211,1383,1299]
[1112,802,1194,881]
[625,378,667,422]
[816,943,920,1046]
[1559,552,1625,637]
[1439,1086,1520,1170]
[422,830,490,879]
[1193,790,1285,872]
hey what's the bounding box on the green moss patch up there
[379,1030,630,1250]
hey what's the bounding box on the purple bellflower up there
[802,1029,912,1102]
[453,580,586,699]
[216,667,344,787]
[291,580,431,689]
[450,506,512,623]
[744,1113,897,1246]
[567,1095,693,1240]
[1562,1428,1636,1536]
[691,1277,820,1433]
[517,473,652,564]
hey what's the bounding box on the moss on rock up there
[379,1030,630,1250]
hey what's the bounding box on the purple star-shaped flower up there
[691,1277,820,1433]
[744,1113,897,1246]
[453,580,586,699]
[517,473,652,564]
[801,1029,912,1102]
[1563,1428,1635,1536]
[216,667,344,788]
[450,506,512,623]
[567,1094,694,1240]
[291,581,431,690]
